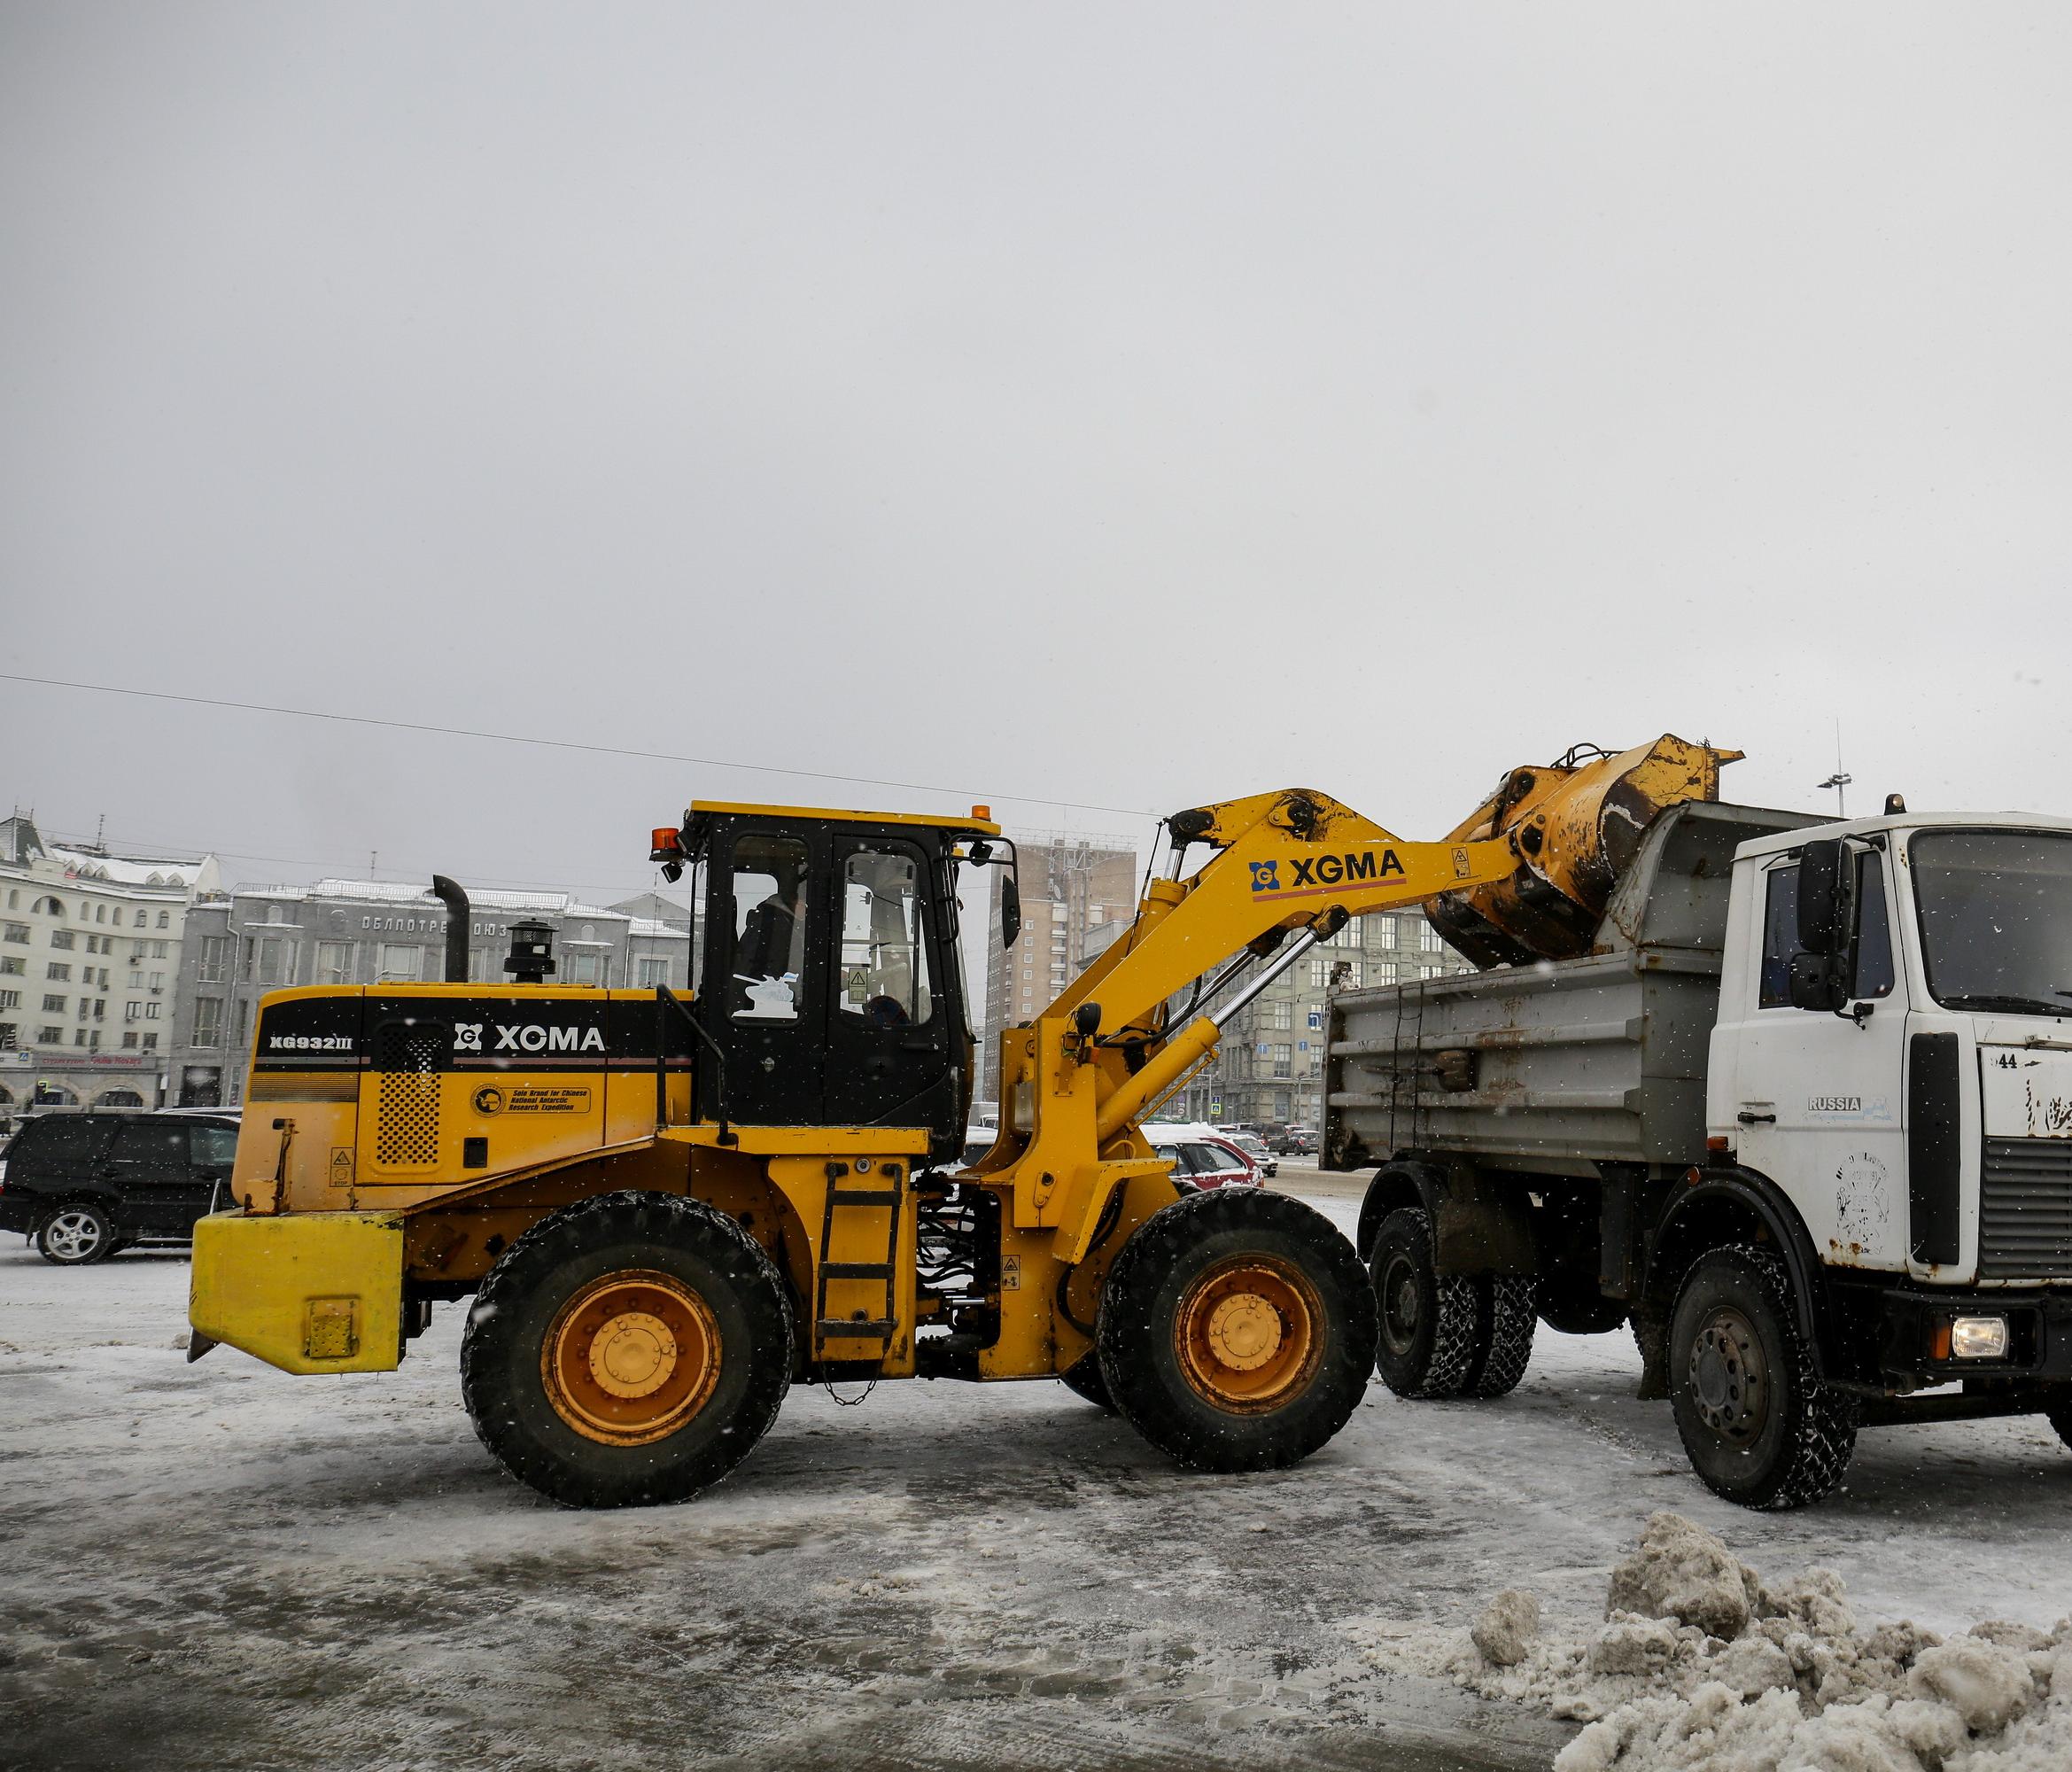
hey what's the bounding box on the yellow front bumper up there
[190,1209,405,1375]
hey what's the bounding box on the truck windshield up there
[1911,829,2072,1017]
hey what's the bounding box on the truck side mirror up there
[1787,951,1847,1012]
[1797,839,1848,956]
[1000,874,1021,949]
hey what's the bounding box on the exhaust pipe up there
[431,875,471,984]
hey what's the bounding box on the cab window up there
[724,835,810,1022]
[835,845,933,1029]
[193,1123,238,1167]
[1760,851,1894,1008]
[1758,865,1799,1007]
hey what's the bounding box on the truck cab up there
[1710,812,2072,1293]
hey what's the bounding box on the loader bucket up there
[1424,734,1742,966]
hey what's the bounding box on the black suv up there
[0,1110,241,1265]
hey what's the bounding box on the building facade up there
[1163,907,1475,1131]
[980,835,1139,1105]
[167,879,692,1108]
[0,814,221,1110]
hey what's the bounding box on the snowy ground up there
[2,1172,2067,1772]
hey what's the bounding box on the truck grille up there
[1978,1139,2072,1278]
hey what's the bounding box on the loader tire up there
[461,1191,793,1509]
[1059,1352,1115,1412]
[1463,1275,1538,1399]
[1669,1246,1858,1511]
[1369,1207,1479,1399]
[1096,1189,1375,1473]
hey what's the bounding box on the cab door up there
[821,835,956,1132]
[697,823,826,1127]
[1727,846,1910,1271]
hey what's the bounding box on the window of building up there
[0,1023,14,1049]
[128,970,143,990]
[634,955,670,988]
[1,929,25,949]
[0,990,15,1011]
[135,909,147,927]
[34,896,65,917]
[198,936,229,984]
[1330,921,1363,948]
[1419,963,1442,980]
[142,1032,159,1050]
[157,911,168,929]
[1269,1043,1292,1079]
[95,905,105,922]
[74,1029,88,1046]
[145,1001,159,1020]
[150,970,164,991]
[4,890,12,909]
[0,956,19,976]
[50,929,75,951]
[47,962,70,982]
[1372,960,1399,985]
[121,1031,138,1048]
[315,941,353,985]
[151,939,168,959]
[249,937,297,984]
[194,997,223,1046]
[1264,999,1292,1030]
[563,950,603,986]
[125,1001,141,1022]
[38,1026,61,1045]
[43,993,66,1014]
[376,944,421,982]
[234,999,250,1047]
[1418,923,1443,952]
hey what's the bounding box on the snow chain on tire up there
[1463,1275,1538,1399]
[1668,1243,1858,1511]
[1370,1207,1481,1400]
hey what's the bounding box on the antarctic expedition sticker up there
[501,1085,592,1115]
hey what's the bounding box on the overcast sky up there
[5,6,2070,924]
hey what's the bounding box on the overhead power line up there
[1,672,1160,823]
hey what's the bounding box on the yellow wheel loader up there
[190,789,1526,1507]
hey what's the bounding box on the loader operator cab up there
[664,802,999,1162]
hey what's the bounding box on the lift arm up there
[977,788,1518,1250]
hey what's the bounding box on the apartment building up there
[0,814,220,1109]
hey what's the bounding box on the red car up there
[1145,1125,1261,1191]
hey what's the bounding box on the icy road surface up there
[2,1174,2068,1772]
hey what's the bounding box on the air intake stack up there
[504,919,557,986]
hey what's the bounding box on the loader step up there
[816,1318,897,1338]
[819,1261,895,1279]
[823,1189,901,1208]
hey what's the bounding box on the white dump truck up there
[1323,773,2072,1507]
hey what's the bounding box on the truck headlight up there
[1950,1316,2009,1360]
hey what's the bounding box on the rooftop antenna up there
[369,850,378,878]
[1815,721,1851,817]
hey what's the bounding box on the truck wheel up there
[1059,1352,1115,1412]
[2045,1391,2072,1453]
[38,1204,115,1265]
[1463,1276,1538,1398]
[460,1191,793,1508]
[1370,1207,1479,1399]
[1096,1190,1375,1473]
[1669,1247,1858,1510]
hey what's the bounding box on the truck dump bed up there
[1323,802,1818,1176]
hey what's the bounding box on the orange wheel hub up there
[1174,1256,1323,1413]
[542,1271,721,1446]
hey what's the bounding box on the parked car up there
[0,1109,241,1265]
[1270,1125,1319,1156]
[1218,1130,1279,1178]
[1143,1123,1261,1191]
[960,1125,997,1165]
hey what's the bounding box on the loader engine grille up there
[1977,1139,2072,1279]
[374,1022,446,1170]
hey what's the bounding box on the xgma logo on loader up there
[453,1021,606,1054]
[1248,850,1404,895]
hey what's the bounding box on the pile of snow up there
[1363,1512,2072,1771]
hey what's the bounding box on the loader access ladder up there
[812,1160,904,1362]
